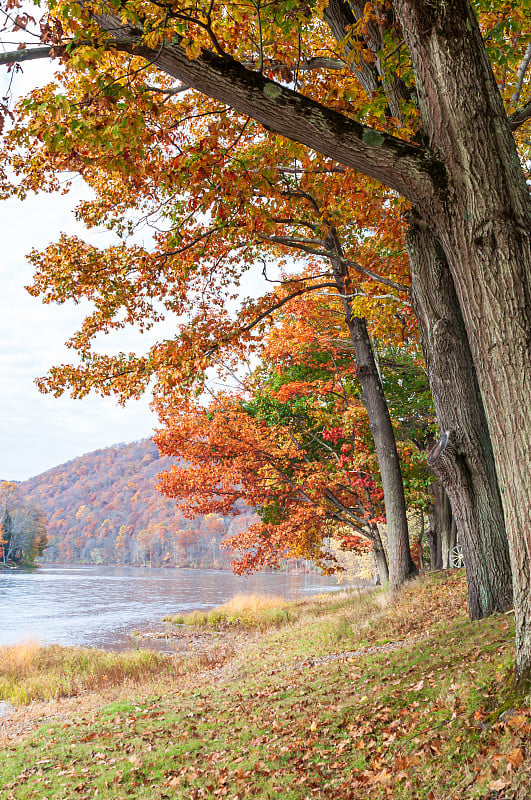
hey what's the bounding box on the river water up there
[0,564,346,651]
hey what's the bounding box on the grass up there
[0,642,178,704]
[166,592,291,629]
[0,639,238,704]
[1,573,530,800]
[165,589,365,630]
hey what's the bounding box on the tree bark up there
[417,510,425,571]
[369,522,390,585]
[394,0,530,681]
[373,544,390,586]
[427,481,452,571]
[326,236,417,591]
[345,316,417,589]
[407,220,513,619]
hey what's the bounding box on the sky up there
[0,53,165,481]
[0,187,160,481]
[0,46,272,482]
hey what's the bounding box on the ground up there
[0,572,530,799]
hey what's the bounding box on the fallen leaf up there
[489,778,511,790]
[505,748,524,768]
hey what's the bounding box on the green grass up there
[1,573,530,799]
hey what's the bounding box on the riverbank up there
[1,573,530,799]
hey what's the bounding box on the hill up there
[16,440,255,568]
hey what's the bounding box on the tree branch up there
[0,45,56,65]
[258,233,410,293]
[511,42,531,106]
[85,12,443,206]
[509,99,531,131]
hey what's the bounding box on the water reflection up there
[0,565,347,651]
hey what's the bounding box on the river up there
[0,564,347,651]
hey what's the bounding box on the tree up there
[1,505,13,565]
[0,0,512,606]
[0,0,529,679]
[156,293,438,582]
[0,484,48,566]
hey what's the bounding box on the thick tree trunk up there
[395,0,531,680]
[407,221,513,619]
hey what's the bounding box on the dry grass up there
[3,572,530,800]
[167,592,291,630]
[219,592,287,614]
[166,589,362,631]
[0,641,175,704]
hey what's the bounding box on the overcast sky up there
[0,186,161,481]
[0,50,272,482]
[0,45,169,481]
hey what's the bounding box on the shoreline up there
[0,621,254,745]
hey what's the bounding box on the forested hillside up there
[16,440,254,568]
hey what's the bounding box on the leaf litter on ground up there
[0,572,530,800]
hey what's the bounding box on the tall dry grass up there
[0,641,174,704]
[165,591,364,630]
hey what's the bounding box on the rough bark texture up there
[394,0,531,682]
[407,220,513,619]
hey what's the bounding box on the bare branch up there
[511,42,531,106]
[258,233,410,293]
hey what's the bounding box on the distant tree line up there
[14,441,253,569]
[0,481,48,567]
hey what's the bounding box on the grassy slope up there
[1,572,530,800]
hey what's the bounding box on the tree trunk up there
[40,0,531,682]
[327,239,417,591]
[344,316,417,590]
[370,523,390,586]
[407,220,513,618]
[426,511,441,571]
[417,510,425,571]
[373,544,390,586]
[427,481,452,571]
[442,517,457,572]
[395,0,530,679]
